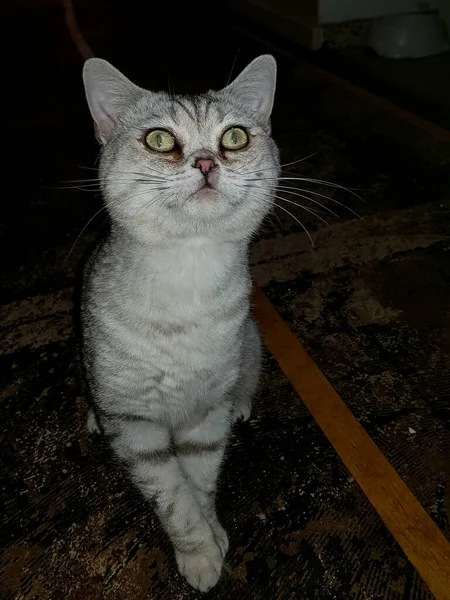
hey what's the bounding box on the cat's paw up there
[233,402,252,423]
[86,408,101,434]
[210,519,229,558]
[176,543,223,592]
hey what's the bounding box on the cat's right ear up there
[82,58,141,144]
[224,55,277,121]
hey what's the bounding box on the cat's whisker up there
[61,176,166,184]
[266,176,365,201]
[61,177,102,183]
[226,155,263,177]
[67,205,107,258]
[242,173,358,192]
[281,177,365,201]
[245,192,315,246]
[276,184,365,221]
[279,173,372,194]
[131,196,164,220]
[263,214,277,231]
[274,186,339,218]
[55,177,168,194]
[62,177,164,183]
[136,164,170,178]
[276,197,331,229]
[271,203,315,247]
[276,186,364,223]
[241,175,366,217]
[74,164,99,171]
[122,187,172,210]
[55,183,105,190]
[102,165,168,179]
[234,164,279,177]
[225,49,240,86]
[53,182,166,194]
[267,211,284,231]
[280,152,320,169]
[236,152,320,177]
[269,206,284,230]
[52,184,102,193]
[121,169,167,180]
[167,74,175,98]
[248,188,332,230]
[72,165,169,180]
[136,180,170,186]
[245,196,284,233]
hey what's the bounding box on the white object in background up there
[319,0,440,25]
[368,12,450,58]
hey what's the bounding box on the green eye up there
[221,127,248,150]
[145,129,176,152]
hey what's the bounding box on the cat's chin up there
[183,187,232,223]
[190,187,219,202]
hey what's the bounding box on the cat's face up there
[83,56,279,243]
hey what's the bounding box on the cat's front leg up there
[174,403,232,558]
[233,318,262,423]
[104,415,224,592]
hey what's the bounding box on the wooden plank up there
[252,286,450,600]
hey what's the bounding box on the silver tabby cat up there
[81,55,279,591]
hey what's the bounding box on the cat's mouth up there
[202,181,216,191]
[191,180,217,199]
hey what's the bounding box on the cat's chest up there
[119,279,246,380]
[124,241,247,320]
[99,239,250,364]
[131,279,247,338]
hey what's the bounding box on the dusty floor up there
[1,3,450,599]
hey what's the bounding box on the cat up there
[81,54,279,591]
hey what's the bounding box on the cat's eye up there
[145,129,176,152]
[221,127,248,151]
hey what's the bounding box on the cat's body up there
[83,234,257,427]
[81,56,279,591]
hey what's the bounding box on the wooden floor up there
[253,287,450,600]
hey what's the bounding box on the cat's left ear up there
[83,58,142,144]
[224,55,277,121]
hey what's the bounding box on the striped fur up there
[81,55,279,591]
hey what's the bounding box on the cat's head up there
[83,56,279,243]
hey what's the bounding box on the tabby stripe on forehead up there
[174,98,197,123]
[203,96,214,121]
[191,98,202,124]
[176,440,225,455]
[215,103,229,122]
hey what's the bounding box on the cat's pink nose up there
[195,158,216,174]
